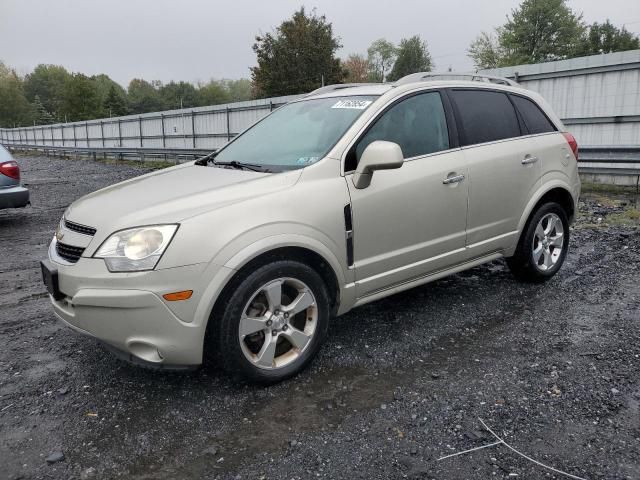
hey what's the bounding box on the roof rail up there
[305,83,380,97]
[395,72,519,87]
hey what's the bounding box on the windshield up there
[214,96,378,170]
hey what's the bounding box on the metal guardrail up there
[578,146,640,176]
[5,144,214,163]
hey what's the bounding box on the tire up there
[506,202,570,283]
[209,260,330,384]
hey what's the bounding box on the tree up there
[32,95,54,124]
[343,54,369,83]
[224,79,253,102]
[367,39,397,82]
[103,85,127,117]
[499,0,585,65]
[159,81,199,109]
[0,63,33,127]
[60,73,101,121]
[197,79,253,106]
[93,74,127,114]
[387,36,433,82]
[578,20,640,55]
[127,79,164,114]
[251,7,344,96]
[468,31,507,69]
[23,64,71,121]
[197,80,231,106]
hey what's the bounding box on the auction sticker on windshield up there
[331,99,373,109]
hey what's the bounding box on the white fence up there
[0,95,301,151]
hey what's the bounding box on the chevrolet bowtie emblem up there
[56,229,64,242]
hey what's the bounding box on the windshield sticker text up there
[331,99,372,110]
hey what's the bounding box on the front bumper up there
[46,239,232,366]
[53,304,198,370]
[0,185,29,209]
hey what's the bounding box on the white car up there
[42,74,580,383]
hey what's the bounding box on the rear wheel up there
[211,260,330,384]
[506,202,570,283]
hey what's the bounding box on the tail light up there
[0,161,20,180]
[562,132,578,161]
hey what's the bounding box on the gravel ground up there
[1,154,639,480]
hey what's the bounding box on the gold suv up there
[42,74,580,383]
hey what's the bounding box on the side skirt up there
[351,251,503,308]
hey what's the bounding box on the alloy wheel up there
[532,212,564,271]
[238,277,318,369]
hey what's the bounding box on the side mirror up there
[352,141,404,189]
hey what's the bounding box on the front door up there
[345,91,469,298]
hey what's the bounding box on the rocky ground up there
[1,154,638,480]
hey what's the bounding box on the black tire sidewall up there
[214,260,330,384]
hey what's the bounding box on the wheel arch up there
[200,239,348,362]
[221,245,342,316]
[536,187,576,223]
[519,183,576,230]
[508,183,576,257]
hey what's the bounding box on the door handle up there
[521,155,539,165]
[443,173,465,185]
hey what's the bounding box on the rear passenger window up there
[510,95,556,134]
[449,90,520,146]
[355,92,449,163]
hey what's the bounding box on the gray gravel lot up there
[1,154,639,480]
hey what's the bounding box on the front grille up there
[56,242,85,263]
[64,220,96,236]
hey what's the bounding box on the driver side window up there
[348,91,450,171]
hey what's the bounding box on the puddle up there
[123,298,524,479]
[127,366,403,478]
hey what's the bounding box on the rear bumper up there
[0,185,29,209]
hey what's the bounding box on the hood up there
[65,163,302,232]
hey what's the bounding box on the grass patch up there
[578,207,640,228]
[101,158,176,170]
[13,150,176,171]
[581,181,639,194]
[583,192,620,207]
[606,208,640,226]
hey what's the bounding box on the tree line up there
[1,0,638,128]
[0,64,252,128]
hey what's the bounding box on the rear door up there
[509,93,569,183]
[448,88,541,256]
[346,90,469,298]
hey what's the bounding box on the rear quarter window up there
[510,94,556,134]
[449,89,520,146]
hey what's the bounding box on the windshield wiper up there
[195,152,270,172]
[211,160,270,172]
[194,150,218,166]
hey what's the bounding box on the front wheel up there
[211,260,330,384]
[506,202,570,283]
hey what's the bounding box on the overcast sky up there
[1,0,639,87]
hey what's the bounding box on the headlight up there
[94,225,178,272]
